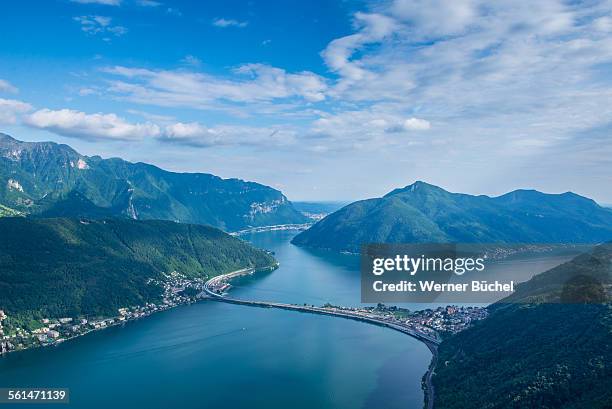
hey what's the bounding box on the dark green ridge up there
[292,181,612,252]
[432,243,612,409]
[0,217,275,322]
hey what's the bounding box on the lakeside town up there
[319,303,488,339]
[1,271,488,355]
[0,272,209,355]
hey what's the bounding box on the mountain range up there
[292,181,612,252]
[0,133,307,231]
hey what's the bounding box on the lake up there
[0,231,432,409]
[0,231,580,409]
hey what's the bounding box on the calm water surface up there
[0,231,432,409]
[235,231,581,308]
[0,231,580,408]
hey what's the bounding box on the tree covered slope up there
[432,244,612,409]
[292,181,612,252]
[0,217,275,320]
[0,133,307,231]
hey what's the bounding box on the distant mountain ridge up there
[292,181,612,252]
[0,133,307,231]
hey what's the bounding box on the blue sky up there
[1,0,612,202]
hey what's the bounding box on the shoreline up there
[423,343,438,409]
[0,299,200,357]
[3,264,440,408]
[231,223,313,236]
[0,264,279,357]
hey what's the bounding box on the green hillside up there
[0,203,22,217]
[292,181,612,252]
[0,217,275,321]
[432,244,612,409]
[0,133,308,231]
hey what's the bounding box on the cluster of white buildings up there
[408,305,488,334]
[323,303,488,339]
[0,271,210,354]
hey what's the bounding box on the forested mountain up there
[0,133,307,231]
[0,217,274,321]
[432,244,612,409]
[292,181,612,252]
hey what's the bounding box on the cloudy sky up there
[1,0,612,202]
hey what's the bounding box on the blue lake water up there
[0,230,580,408]
[234,231,580,308]
[0,231,433,409]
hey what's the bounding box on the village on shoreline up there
[0,272,208,355]
[1,270,488,355]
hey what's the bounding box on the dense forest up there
[292,181,612,252]
[432,244,612,408]
[0,217,275,322]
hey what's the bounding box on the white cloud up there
[101,63,327,110]
[0,79,18,94]
[24,109,160,141]
[127,109,175,123]
[321,12,397,83]
[0,98,32,124]
[402,117,431,131]
[212,18,248,28]
[74,15,127,37]
[163,122,219,145]
[594,16,612,32]
[78,87,97,96]
[162,122,296,147]
[310,109,431,151]
[234,64,327,102]
[391,0,476,37]
[19,107,296,147]
[181,55,201,66]
[70,0,121,5]
[72,0,612,160]
[312,0,612,152]
[137,0,161,6]
[106,25,128,36]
